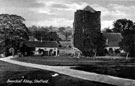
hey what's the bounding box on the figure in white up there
[71,46,82,59]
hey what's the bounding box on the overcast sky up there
[0,0,135,30]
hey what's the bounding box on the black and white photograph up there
[0,0,135,86]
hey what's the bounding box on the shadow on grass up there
[72,65,135,80]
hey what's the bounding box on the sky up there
[0,0,135,30]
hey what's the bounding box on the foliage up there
[3,38,24,56]
[119,32,135,57]
[113,19,134,33]
[62,31,72,41]
[58,27,72,41]
[113,19,135,57]
[33,31,60,41]
[0,14,29,40]
[29,26,73,41]
[47,32,61,42]
[92,32,106,56]
[28,25,50,32]
[28,26,61,42]
[32,30,48,41]
[58,27,66,32]
[83,31,106,56]
[0,14,29,55]
[103,27,113,33]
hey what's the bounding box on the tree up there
[62,31,72,41]
[32,30,48,41]
[28,26,49,35]
[31,27,60,42]
[103,27,113,33]
[113,19,134,33]
[113,19,135,57]
[92,32,106,56]
[0,14,29,56]
[83,31,106,56]
[58,27,72,41]
[47,32,61,44]
[0,14,29,40]
[28,25,38,32]
[58,27,66,33]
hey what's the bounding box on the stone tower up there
[73,6,101,55]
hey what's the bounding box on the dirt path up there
[0,56,135,86]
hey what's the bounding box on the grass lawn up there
[0,60,115,86]
[13,56,117,66]
[13,56,135,80]
[14,55,135,66]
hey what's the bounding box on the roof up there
[103,33,122,47]
[83,5,96,13]
[24,41,58,48]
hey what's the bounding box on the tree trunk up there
[126,52,129,59]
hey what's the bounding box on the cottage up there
[103,33,122,53]
[24,41,59,56]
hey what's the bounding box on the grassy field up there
[0,60,115,86]
[13,56,135,80]
[13,56,110,66]
[13,55,135,66]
